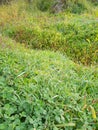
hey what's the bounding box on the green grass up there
[0,2,98,65]
[2,17,98,65]
[0,1,98,129]
[0,36,98,130]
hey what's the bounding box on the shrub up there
[37,0,54,12]
[36,0,92,14]
[53,21,98,64]
[2,19,98,65]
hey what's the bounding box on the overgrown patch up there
[0,1,98,129]
[0,36,98,130]
[1,19,98,65]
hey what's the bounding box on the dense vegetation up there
[0,0,98,130]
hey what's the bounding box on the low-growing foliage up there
[0,1,98,129]
[1,19,98,65]
[0,36,98,130]
[0,1,98,65]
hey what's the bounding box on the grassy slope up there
[0,36,98,129]
[0,2,98,65]
[0,1,98,130]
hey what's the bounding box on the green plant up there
[1,18,98,65]
[0,1,98,129]
[37,0,54,12]
[0,36,98,130]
